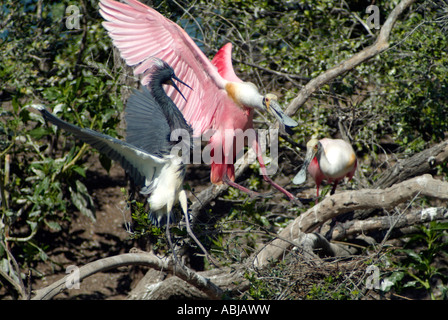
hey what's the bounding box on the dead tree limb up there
[254,174,448,267]
[128,265,249,300]
[331,207,448,241]
[355,139,448,220]
[374,140,448,189]
[284,0,417,117]
[31,252,223,300]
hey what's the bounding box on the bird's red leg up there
[251,136,296,201]
[222,174,270,198]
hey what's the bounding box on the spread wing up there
[211,43,242,83]
[99,0,240,136]
[34,105,167,188]
[125,86,172,156]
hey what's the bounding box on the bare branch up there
[355,139,448,220]
[331,207,448,241]
[374,140,448,189]
[32,252,223,300]
[254,174,448,267]
[128,266,249,300]
[284,0,417,117]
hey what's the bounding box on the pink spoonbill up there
[99,0,298,200]
[293,138,357,202]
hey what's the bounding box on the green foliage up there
[305,273,361,300]
[384,222,448,299]
[126,194,169,252]
[244,271,279,300]
[0,0,122,286]
[1,0,447,300]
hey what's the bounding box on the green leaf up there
[99,154,112,173]
[69,180,96,222]
[28,127,51,140]
[430,222,448,232]
[400,249,423,264]
[44,219,61,231]
[72,165,87,178]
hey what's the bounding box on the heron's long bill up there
[267,99,298,128]
[292,147,316,184]
[172,76,193,102]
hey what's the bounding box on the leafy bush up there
[0,0,122,288]
[384,222,448,299]
[1,0,447,300]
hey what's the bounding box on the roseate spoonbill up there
[99,0,298,200]
[34,60,210,251]
[293,138,357,202]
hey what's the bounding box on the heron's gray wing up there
[35,106,167,188]
[125,87,172,156]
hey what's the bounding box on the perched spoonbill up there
[293,138,357,202]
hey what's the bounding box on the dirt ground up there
[27,160,135,299]
[0,142,334,300]
[27,155,218,300]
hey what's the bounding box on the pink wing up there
[99,0,236,136]
[211,43,242,83]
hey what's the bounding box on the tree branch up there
[128,265,249,300]
[374,140,448,189]
[284,0,417,117]
[355,138,448,220]
[331,207,448,241]
[254,174,448,267]
[31,252,223,300]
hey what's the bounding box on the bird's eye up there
[263,97,270,105]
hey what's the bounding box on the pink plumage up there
[294,138,357,202]
[99,0,296,200]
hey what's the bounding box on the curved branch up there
[331,207,448,241]
[284,0,417,116]
[374,140,448,189]
[254,174,448,267]
[355,139,448,220]
[32,252,223,300]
